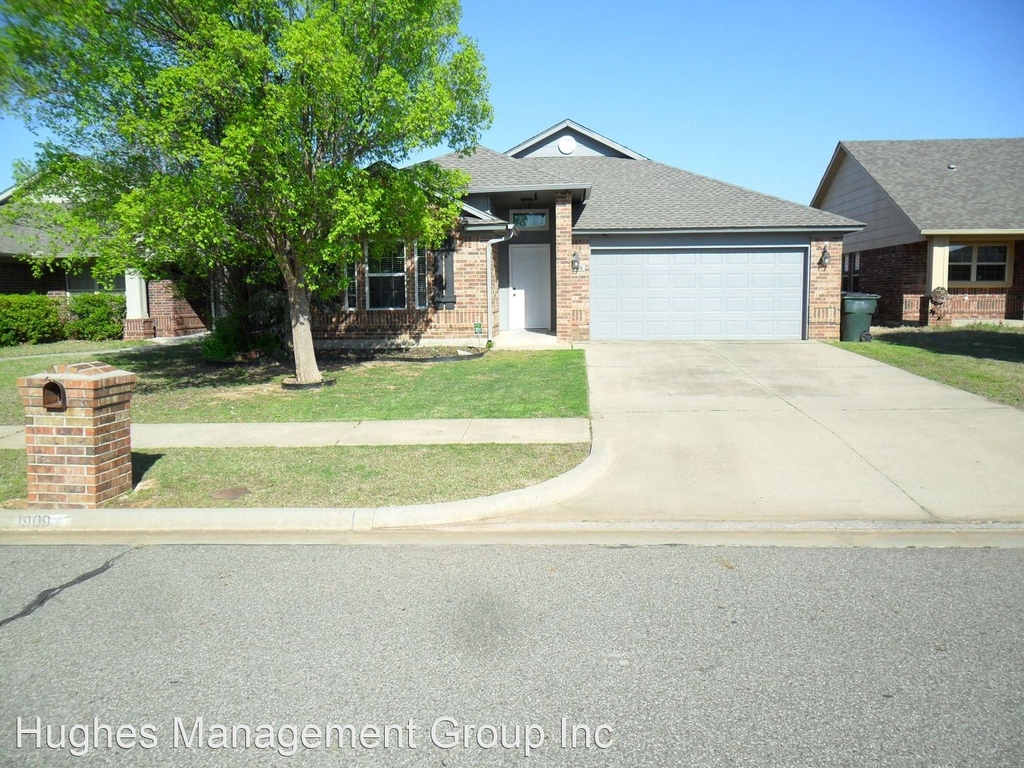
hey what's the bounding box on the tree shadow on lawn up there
[878,329,1024,365]
[102,343,362,394]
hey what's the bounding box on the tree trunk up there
[284,271,323,385]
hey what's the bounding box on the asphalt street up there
[1,545,1022,766]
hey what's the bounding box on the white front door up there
[509,245,552,330]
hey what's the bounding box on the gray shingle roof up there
[840,139,1024,231]
[432,148,860,232]
[518,156,858,231]
[432,146,567,190]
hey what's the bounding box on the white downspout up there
[484,224,516,342]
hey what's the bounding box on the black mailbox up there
[42,380,67,411]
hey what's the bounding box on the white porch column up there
[125,270,149,320]
[926,236,949,291]
[122,270,155,340]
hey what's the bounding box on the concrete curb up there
[0,440,612,539]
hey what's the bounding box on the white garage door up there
[590,249,806,340]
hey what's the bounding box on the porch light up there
[571,252,581,272]
[819,246,831,268]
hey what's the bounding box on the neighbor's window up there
[415,246,428,309]
[510,209,548,230]
[66,268,126,293]
[367,244,407,310]
[948,244,1009,283]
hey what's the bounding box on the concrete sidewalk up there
[0,418,592,449]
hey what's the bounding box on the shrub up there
[65,293,127,341]
[0,294,65,347]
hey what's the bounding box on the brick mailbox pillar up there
[17,362,137,509]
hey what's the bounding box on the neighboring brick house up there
[0,185,207,340]
[320,119,862,344]
[811,139,1024,325]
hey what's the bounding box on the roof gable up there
[817,139,1024,233]
[430,120,862,233]
[505,119,646,160]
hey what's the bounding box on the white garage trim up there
[590,248,810,341]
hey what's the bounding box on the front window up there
[948,244,1009,283]
[367,244,407,310]
[510,209,548,230]
[343,261,357,310]
[415,247,428,309]
[67,268,126,293]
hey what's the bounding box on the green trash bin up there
[840,292,880,342]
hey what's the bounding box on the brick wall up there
[808,238,844,339]
[553,192,581,343]
[855,241,928,324]
[147,279,207,337]
[857,239,1024,325]
[18,362,136,509]
[314,233,495,343]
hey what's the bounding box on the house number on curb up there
[15,514,68,528]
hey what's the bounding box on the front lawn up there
[0,343,589,424]
[0,443,590,508]
[833,324,1024,409]
[0,339,149,360]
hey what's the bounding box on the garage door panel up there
[647,273,671,289]
[621,274,643,289]
[726,274,749,289]
[673,274,697,289]
[591,248,806,340]
[699,274,723,289]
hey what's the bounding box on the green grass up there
[0,443,590,508]
[0,343,589,424]
[833,324,1024,409]
[0,339,149,359]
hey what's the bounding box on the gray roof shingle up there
[432,146,567,190]
[839,139,1024,232]
[517,156,858,231]
[432,148,860,231]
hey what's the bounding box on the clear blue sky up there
[2,0,1022,204]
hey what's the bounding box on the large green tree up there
[0,0,490,383]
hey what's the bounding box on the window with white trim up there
[367,244,407,310]
[415,246,428,309]
[343,261,357,309]
[510,209,548,230]
[948,243,1009,284]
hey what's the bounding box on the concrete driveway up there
[506,341,1024,524]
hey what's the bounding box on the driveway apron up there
[502,341,1024,524]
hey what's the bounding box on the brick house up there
[0,185,207,340]
[321,119,862,345]
[811,139,1024,325]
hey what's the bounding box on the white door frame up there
[509,244,552,330]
